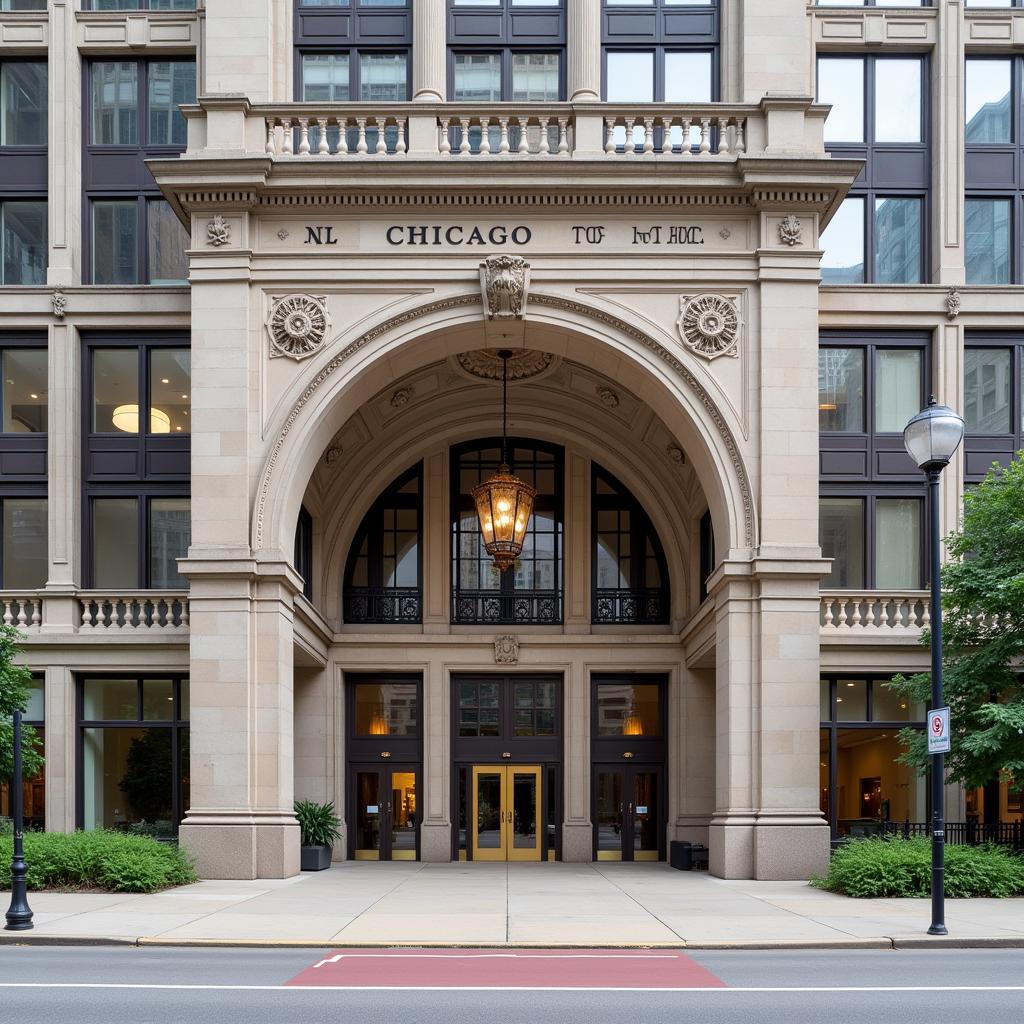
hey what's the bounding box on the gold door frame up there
[471,764,543,862]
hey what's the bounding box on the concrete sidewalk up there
[4,862,1024,949]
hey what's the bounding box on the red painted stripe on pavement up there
[285,948,728,989]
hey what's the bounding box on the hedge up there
[0,830,197,893]
[811,836,1024,898]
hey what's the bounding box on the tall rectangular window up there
[965,198,1011,285]
[0,62,47,146]
[963,336,1024,481]
[0,201,46,286]
[91,201,139,286]
[818,55,929,284]
[1,347,47,433]
[2,497,46,589]
[91,62,139,146]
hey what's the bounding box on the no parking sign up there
[928,707,951,754]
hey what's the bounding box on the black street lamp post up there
[903,397,965,937]
[5,708,33,931]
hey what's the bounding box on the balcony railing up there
[78,592,189,632]
[0,595,42,631]
[820,591,930,633]
[593,588,668,625]
[343,587,421,625]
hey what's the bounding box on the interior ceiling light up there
[112,404,171,434]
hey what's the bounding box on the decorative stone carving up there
[677,294,742,360]
[719,228,731,241]
[480,254,530,319]
[206,214,230,247]
[390,386,414,408]
[778,214,802,247]
[277,228,290,241]
[456,349,554,382]
[51,291,67,319]
[666,444,686,465]
[494,635,519,664]
[945,288,961,321]
[267,294,330,360]
[596,385,619,409]
[325,446,343,465]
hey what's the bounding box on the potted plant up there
[295,799,342,871]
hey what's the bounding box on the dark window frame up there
[75,673,190,835]
[295,504,313,600]
[963,332,1024,480]
[0,332,47,482]
[818,52,931,285]
[591,464,669,625]
[698,507,715,604]
[83,0,197,8]
[343,462,422,624]
[450,437,564,626]
[448,47,566,102]
[295,46,413,103]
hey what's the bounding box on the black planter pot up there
[300,844,332,871]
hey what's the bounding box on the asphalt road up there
[0,946,1021,1024]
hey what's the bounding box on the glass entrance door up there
[593,765,662,862]
[471,764,542,861]
[353,765,418,860]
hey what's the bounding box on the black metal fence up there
[881,820,1024,851]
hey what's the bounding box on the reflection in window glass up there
[150,498,190,588]
[595,683,660,737]
[820,679,832,723]
[142,678,174,721]
[965,348,1012,434]
[1,348,47,434]
[147,200,188,286]
[93,348,139,434]
[874,349,922,432]
[606,52,654,103]
[92,200,139,285]
[966,198,1011,285]
[302,53,350,102]
[875,197,921,284]
[511,53,560,102]
[872,683,923,722]
[91,62,138,145]
[359,53,408,101]
[353,681,418,737]
[965,58,1011,144]
[821,197,865,284]
[0,201,47,286]
[0,62,47,145]
[875,498,921,589]
[150,348,190,434]
[818,58,864,143]
[818,348,865,433]
[874,59,921,143]
[83,678,138,721]
[2,498,46,589]
[664,51,712,102]
[820,498,865,589]
[147,61,195,146]
[453,53,501,101]
[835,679,867,722]
[82,727,173,830]
[93,497,139,589]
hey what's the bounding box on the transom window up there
[451,439,562,625]
[344,464,422,624]
[456,677,560,738]
[963,334,1024,480]
[592,465,669,625]
[817,55,928,284]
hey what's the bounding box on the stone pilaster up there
[422,450,449,633]
[935,0,966,285]
[567,0,601,102]
[204,0,276,101]
[43,666,75,833]
[413,0,446,102]
[419,660,451,861]
[564,452,589,632]
[562,660,592,861]
[738,0,811,102]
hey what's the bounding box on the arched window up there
[451,439,563,624]
[343,464,422,624]
[592,465,669,625]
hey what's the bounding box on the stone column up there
[420,660,451,861]
[935,0,966,285]
[413,0,446,102]
[567,0,600,102]
[47,0,81,287]
[43,666,75,833]
[562,660,591,861]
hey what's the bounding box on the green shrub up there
[0,830,196,893]
[811,836,1024,898]
[294,800,342,848]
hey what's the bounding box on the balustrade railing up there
[603,111,746,157]
[820,591,930,632]
[78,592,189,632]
[266,113,409,157]
[0,595,42,631]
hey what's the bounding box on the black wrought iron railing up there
[593,588,669,625]
[343,588,421,625]
[881,820,1024,851]
[452,589,562,625]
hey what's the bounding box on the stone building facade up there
[0,0,1021,881]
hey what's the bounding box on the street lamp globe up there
[903,399,966,472]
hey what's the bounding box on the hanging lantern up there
[472,350,537,572]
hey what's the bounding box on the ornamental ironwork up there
[267,294,330,360]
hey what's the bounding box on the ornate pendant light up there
[471,350,537,573]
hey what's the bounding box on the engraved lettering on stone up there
[494,635,519,664]
[480,254,530,320]
[778,214,802,247]
[51,291,67,319]
[596,386,619,409]
[945,288,961,321]
[267,294,331,360]
[390,387,414,408]
[206,214,231,247]
[677,294,742,361]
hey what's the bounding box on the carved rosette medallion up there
[677,294,742,360]
[480,254,530,319]
[455,348,555,382]
[494,635,520,664]
[267,294,330,360]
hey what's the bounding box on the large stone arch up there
[254,292,756,565]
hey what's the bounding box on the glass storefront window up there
[0,201,47,286]
[819,497,865,589]
[965,348,1012,434]
[2,497,47,589]
[820,679,832,722]
[149,348,190,435]
[142,678,174,721]
[595,682,660,737]
[353,681,418,737]
[83,677,138,720]
[835,679,868,722]
[818,348,865,432]
[872,684,923,722]
[1,348,47,434]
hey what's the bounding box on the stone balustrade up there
[603,111,746,157]
[78,592,189,632]
[820,591,931,633]
[0,595,42,631]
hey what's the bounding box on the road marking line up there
[2,983,1024,993]
[313,953,681,968]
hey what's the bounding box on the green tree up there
[0,624,43,787]
[888,454,1024,790]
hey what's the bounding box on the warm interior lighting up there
[818,403,837,412]
[369,707,389,736]
[622,712,644,736]
[112,404,171,434]
[472,350,536,572]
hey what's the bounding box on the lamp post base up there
[927,923,949,936]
